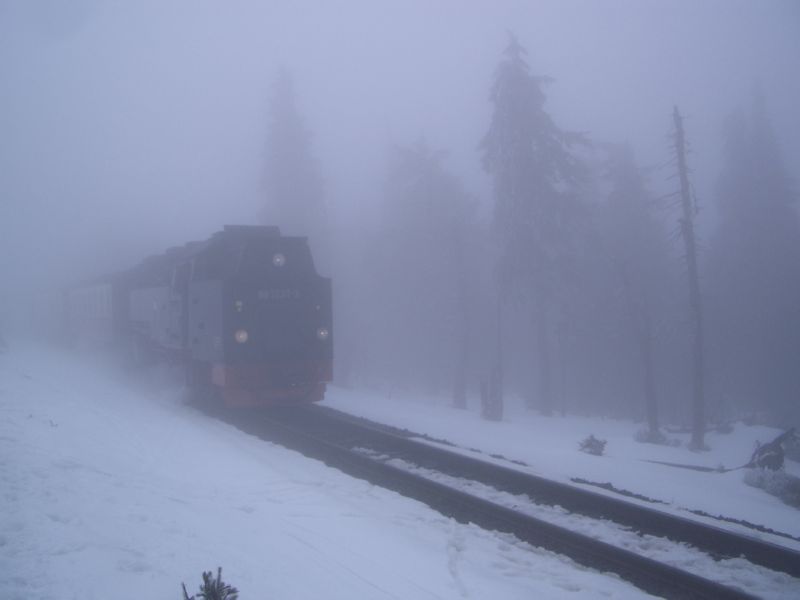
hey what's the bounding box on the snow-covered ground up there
[1,340,653,599]
[2,340,799,599]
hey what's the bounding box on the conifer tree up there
[601,144,673,438]
[481,34,585,415]
[263,70,326,247]
[374,140,475,397]
[707,94,800,424]
[671,106,707,450]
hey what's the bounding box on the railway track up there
[311,406,800,574]
[214,404,800,599]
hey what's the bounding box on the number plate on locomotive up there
[258,289,300,300]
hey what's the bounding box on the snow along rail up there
[309,405,800,578]
[209,404,783,599]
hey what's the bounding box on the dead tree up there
[673,106,707,450]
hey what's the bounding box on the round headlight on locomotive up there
[272,253,286,267]
[316,327,330,341]
[234,329,249,343]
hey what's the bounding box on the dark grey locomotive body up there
[67,225,333,406]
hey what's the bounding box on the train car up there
[67,225,333,407]
[65,282,116,347]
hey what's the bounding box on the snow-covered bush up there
[579,435,606,456]
[743,468,800,508]
[785,436,800,463]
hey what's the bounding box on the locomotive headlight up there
[316,327,330,341]
[272,253,286,267]
[234,329,249,343]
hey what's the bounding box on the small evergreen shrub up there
[182,567,239,600]
[579,435,606,456]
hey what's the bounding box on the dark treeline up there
[263,37,800,441]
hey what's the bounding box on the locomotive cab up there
[185,225,333,406]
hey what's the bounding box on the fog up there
[2,1,799,428]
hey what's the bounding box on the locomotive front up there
[186,226,333,406]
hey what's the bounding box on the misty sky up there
[1,0,798,306]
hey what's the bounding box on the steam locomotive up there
[65,225,333,407]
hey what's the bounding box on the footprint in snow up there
[117,558,152,573]
[46,513,72,524]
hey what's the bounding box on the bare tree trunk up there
[639,322,658,436]
[452,242,469,410]
[557,318,568,417]
[481,294,504,421]
[535,297,553,416]
[452,341,468,409]
[673,106,707,450]
[616,264,660,434]
[494,294,504,411]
